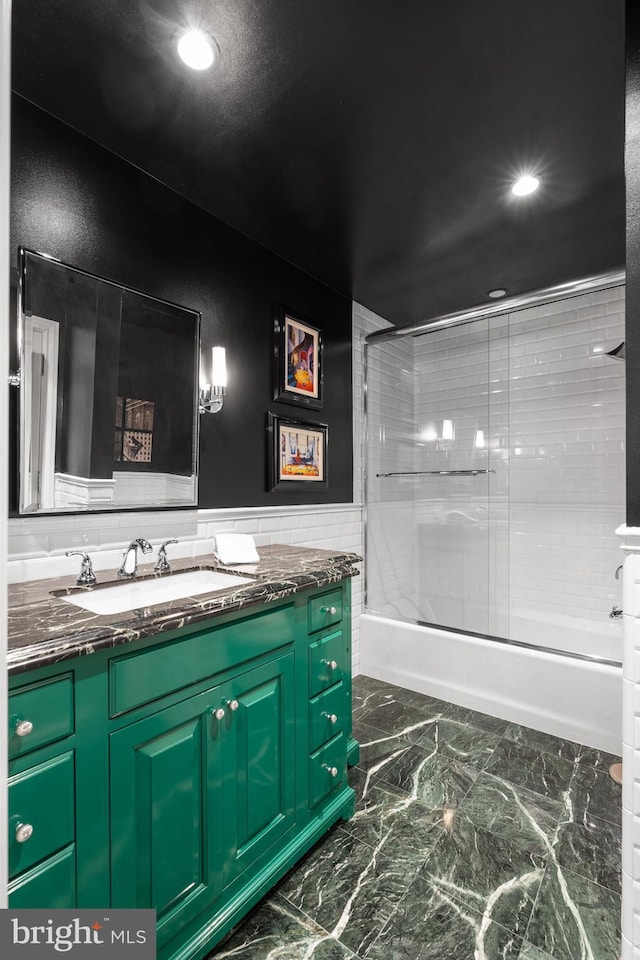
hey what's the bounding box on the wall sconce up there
[199,346,227,414]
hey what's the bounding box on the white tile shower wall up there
[617,536,640,960]
[413,319,509,635]
[507,288,625,508]
[508,288,624,653]
[412,495,509,636]
[352,301,392,505]
[365,346,415,485]
[366,500,419,621]
[411,285,625,655]
[352,301,394,665]
[353,302,418,620]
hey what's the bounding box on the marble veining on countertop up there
[8,544,361,676]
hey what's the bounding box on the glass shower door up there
[365,283,624,663]
[366,315,508,637]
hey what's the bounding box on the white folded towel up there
[213,534,260,565]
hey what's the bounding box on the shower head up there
[606,341,625,361]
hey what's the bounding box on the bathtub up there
[509,606,622,661]
[359,612,622,754]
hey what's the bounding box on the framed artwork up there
[268,413,328,490]
[273,306,323,410]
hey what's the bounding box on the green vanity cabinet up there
[110,652,296,953]
[7,578,356,960]
[109,683,227,946]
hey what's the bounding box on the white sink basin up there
[59,569,256,616]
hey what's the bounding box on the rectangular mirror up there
[16,249,200,513]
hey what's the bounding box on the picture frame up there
[273,306,323,410]
[268,413,328,490]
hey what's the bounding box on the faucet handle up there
[155,539,178,573]
[66,550,97,586]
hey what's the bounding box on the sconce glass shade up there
[200,346,226,414]
[211,346,227,388]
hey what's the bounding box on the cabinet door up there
[110,687,225,949]
[222,653,296,884]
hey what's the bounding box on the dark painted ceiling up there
[11,0,626,327]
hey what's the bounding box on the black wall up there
[116,292,196,476]
[628,2,640,524]
[10,96,353,513]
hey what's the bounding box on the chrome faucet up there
[118,538,153,578]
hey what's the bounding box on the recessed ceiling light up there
[512,175,540,197]
[177,29,217,70]
[487,288,508,299]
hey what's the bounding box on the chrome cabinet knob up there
[214,708,226,720]
[322,712,338,724]
[322,606,338,616]
[15,719,33,737]
[227,699,239,712]
[322,765,339,778]
[15,822,33,843]
[322,659,338,670]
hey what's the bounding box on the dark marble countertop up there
[8,544,362,677]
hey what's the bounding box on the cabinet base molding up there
[347,736,360,767]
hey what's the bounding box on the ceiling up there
[11,0,626,327]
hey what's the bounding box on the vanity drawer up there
[110,604,295,716]
[308,589,343,634]
[8,844,76,908]
[308,630,345,697]
[309,682,346,752]
[9,674,74,760]
[9,751,75,879]
[308,734,347,809]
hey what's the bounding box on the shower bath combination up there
[362,272,625,753]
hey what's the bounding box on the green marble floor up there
[210,675,622,960]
